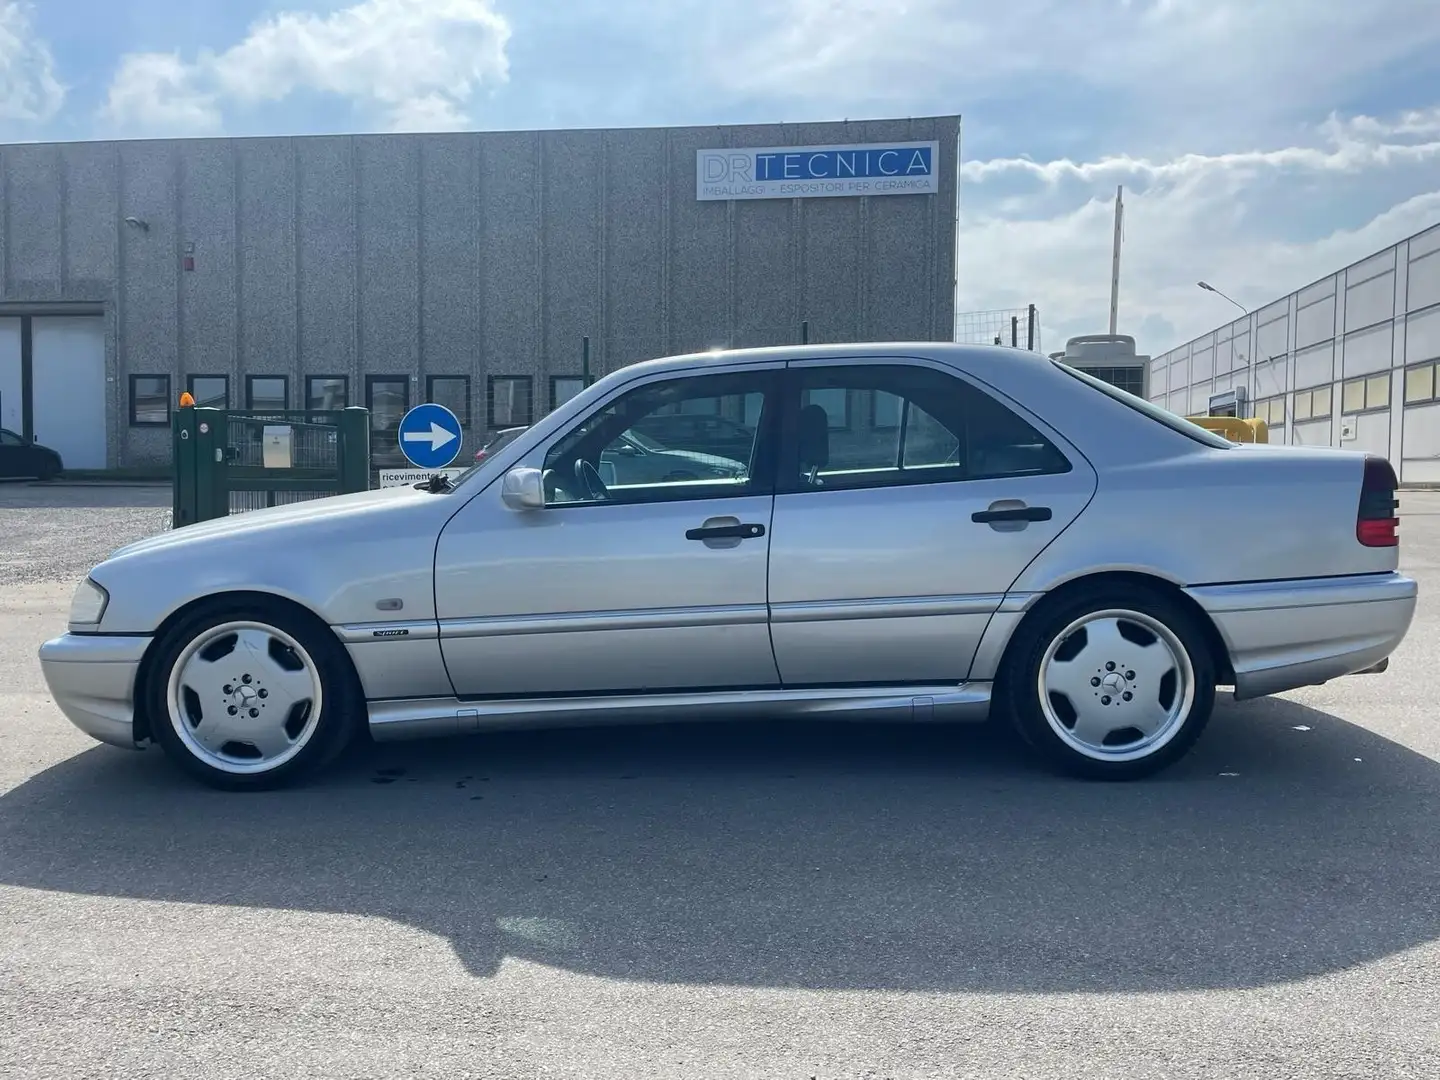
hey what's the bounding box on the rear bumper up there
[1184,572,1417,700]
[38,633,152,749]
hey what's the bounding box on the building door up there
[32,316,106,469]
[0,319,19,435]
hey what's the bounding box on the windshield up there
[1053,361,1235,449]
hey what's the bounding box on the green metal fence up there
[173,405,371,527]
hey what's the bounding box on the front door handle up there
[686,522,766,541]
[972,505,1052,524]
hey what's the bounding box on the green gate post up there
[193,408,227,523]
[337,407,372,493]
[172,405,199,527]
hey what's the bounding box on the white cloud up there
[962,109,1440,184]
[704,0,998,102]
[100,53,220,136]
[383,94,473,135]
[0,1,63,123]
[958,107,1440,356]
[101,0,511,135]
[694,0,1440,150]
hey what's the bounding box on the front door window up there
[542,371,773,506]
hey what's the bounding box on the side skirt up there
[367,683,994,742]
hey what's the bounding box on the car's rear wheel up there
[147,601,362,790]
[1003,585,1216,779]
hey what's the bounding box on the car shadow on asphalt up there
[2,694,1437,994]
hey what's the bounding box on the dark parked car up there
[0,428,62,480]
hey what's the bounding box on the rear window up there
[1054,361,1234,449]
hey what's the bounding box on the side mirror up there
[500,467,545,510]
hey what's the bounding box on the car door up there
[434,365,782,698]
[766,357,1098,686]
[0,428,29,478]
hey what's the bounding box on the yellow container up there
[1184,416,1269,443]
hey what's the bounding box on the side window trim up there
[775,358,1074,495]
[535,366,785,510]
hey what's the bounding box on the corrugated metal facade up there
[0,116,959,466]
[1150,221,1440,485]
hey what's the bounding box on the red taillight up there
[1357,517,1398,546]
[1357,455,1400,547]
[475,449,488,462]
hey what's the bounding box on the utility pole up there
[1108,185,1123,335]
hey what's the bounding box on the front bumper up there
[38,633,153,749]
[1184,572,1418,700]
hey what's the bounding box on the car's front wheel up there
[147,601,362,790]
[1003,585,1216,780]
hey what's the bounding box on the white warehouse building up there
[1150,221,1440,484]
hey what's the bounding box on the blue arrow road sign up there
[397,402,463,469]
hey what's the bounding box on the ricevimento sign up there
[696,141,940,201]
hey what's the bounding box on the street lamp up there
[1197,280,1247,316]
[1197,281,1255,414]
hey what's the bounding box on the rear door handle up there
[686,522,766,541]
[972,505,1052,523]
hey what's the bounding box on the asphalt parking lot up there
[2,482,1438,1079]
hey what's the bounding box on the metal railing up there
[173,406,372,527]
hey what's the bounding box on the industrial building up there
[0,117,959,469]
[1150,221,1440,483]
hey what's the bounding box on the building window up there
[488,375,533,428]
[1292,385,1333,423]
[871,390,903,430]
[804,386,851,430]
[246,375,288,413]
[550,376,586,412]
[1341,373,1390,414]
[366,376,410,440]
[186,374,229,409]
[1253,394,1286,427]
[427,375,471,427]
[1404,362,1437,405]
[129,375,171,426]
[305,375,348,414]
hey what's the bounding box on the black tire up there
[146,599,364,790]
[1000,583,1217,780]
[37,457,59,482]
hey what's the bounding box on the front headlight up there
[68,578,109,628]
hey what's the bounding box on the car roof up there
[620,341,1053,380]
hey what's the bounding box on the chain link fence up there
[954,307,1045,353]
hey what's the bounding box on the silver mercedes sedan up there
[40,343,1417,789]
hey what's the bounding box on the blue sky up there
[3,0,1440,355]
